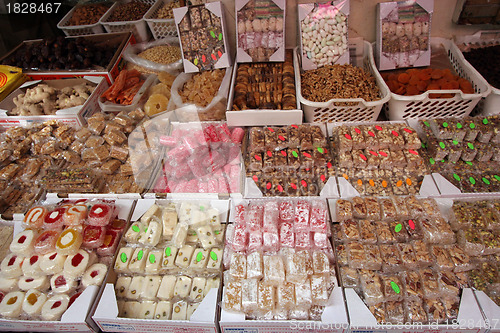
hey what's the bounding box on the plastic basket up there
[144,0,178,39]
[386,37,491,120]
[296,41,391,123]
[57,4,111,36]
[100,0,155,43]
[454,30,500,116]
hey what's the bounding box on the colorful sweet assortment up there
[153,122,244,193]
[334,196,474,324]
[451,199,500,306]
[378,1,431,70]
[333,123,427,196]
[0,200,124,320]
[176,4,227,71]
[419,116,500,193]
[236,0,285,62]
[114,202,224,320]
[223,199,336,320]
[246,125,334,196]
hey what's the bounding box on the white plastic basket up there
[57,4,111,36]
[454,30,500,116]
[144,0,178,39]
[386,37,491,120]
[296,41,391,123]
[100,0,155,43]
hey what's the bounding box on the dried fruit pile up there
[382,68,474,97]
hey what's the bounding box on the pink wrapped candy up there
[234,205,246,225]
[34,230,60,255]
[279,222,295,248]
[279,201,294,223]
[159,136,178,147]
[295,231,312,250]
[88,203,114,226]
[263,232,279,253]
[247,231,263,254]
[245,204,264,232]
[263,201,279,233]
[231,127,245,144]
[232,223,247,252]
[313,232,329,249]
[217,124,232,143]
[294,201,311,231]
[309,200,328,233]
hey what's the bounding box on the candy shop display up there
[419,116,500,193]
[236,0,285,62]
[173,2,230,72]
[0,199,125,321]
[333,123,427,196]
[450,199,500,306]
[334,196,470,324]
[231,50,296,111]
[223,198,336,320]
[376,0,433,70]
[114,201,224,320]
[245,124,335,196]
[382,68,475,96]
[298,0,349,70]
[153,122,244,194]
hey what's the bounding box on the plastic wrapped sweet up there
[41,294,69,321]
[10,229,37,256]
[359,269,384,306]
[0,291,25,318]
[22,289,47,317]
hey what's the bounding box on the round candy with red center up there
[43,208,66,230]
[87,204,113,226]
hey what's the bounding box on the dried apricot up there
[406,85,420,95]
[398,73,410,84]
[431,69,443,79]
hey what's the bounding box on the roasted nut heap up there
[67,3,110,26]
[232,50,296,110]
[138,45,181,64]
[108,2,151,22]
[155,0,181,19]
[301,64,380,102]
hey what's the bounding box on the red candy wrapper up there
[217,124,233,143]
[97,229,119,256]
[294,200,311,231]
[82,225,105,249]
[43,208,66,230]
[232,223,247,252]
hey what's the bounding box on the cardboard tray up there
[0,32,135,85]
[92,198,229,333]
[226,49,303,127]
[0,77,108,129]
[0,197,136,332]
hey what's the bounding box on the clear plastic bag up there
[123,37,183,75]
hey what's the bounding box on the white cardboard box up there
[346,288,487,333]
[0,76,108,129]
[474,291,500,333]
[219,286,349,333]
[226,49,303,127]
[92,198,229,332]
[173,2,232,73]
[0,197,135,332]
